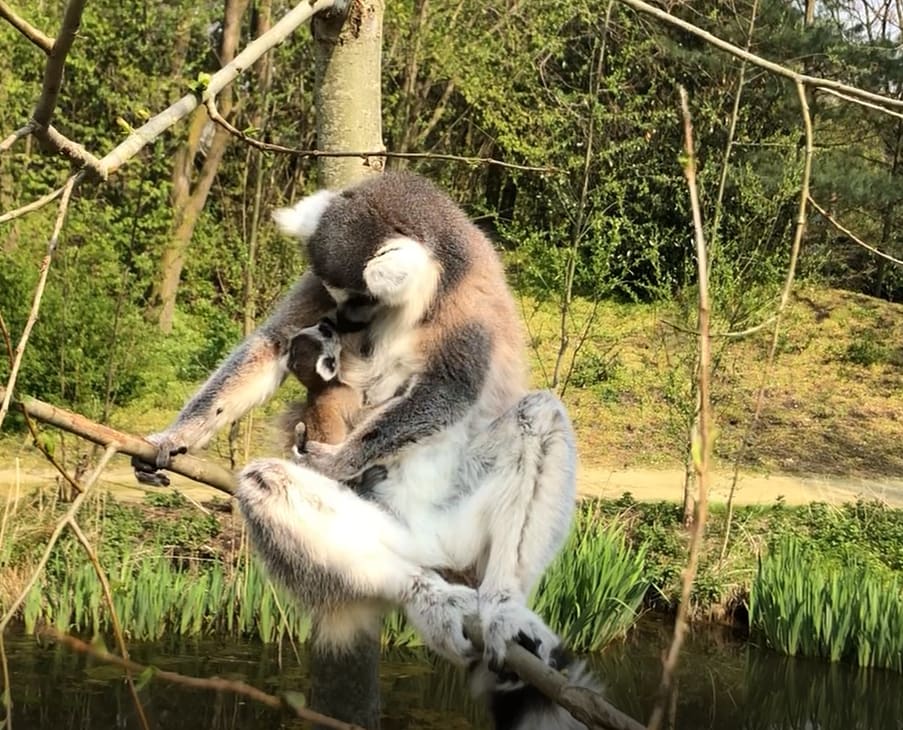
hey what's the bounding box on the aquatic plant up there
[750,536,903,672]
[533,503,649,651]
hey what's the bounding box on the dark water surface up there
[4,619,902,729]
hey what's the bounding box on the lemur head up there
[287,318,341,390]
[273,173,471,326]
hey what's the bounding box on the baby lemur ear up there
[316,354,339,382]
[272,190,337,242]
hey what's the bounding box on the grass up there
[2,487,651,652]
[750,536,903,671]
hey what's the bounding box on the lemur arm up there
[301,322,491,482]
[134,272,333,484]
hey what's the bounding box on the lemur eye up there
[318,320,335,337]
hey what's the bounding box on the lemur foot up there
[479,591,558,672]
[404,571,478,665]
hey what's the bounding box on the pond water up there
[3,618,902,729]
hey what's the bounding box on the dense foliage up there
[2,0,902,418]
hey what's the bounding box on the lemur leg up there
[236,459,478,663]
[469,390,578,667]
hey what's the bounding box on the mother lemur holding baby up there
[134,171,595,729]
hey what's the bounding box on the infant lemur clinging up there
[280,317,386,494]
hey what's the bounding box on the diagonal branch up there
[100,0,336,176]
[619,0,903,112]
[808,196,903,266]
[0,173,79,431]
[0,386,236,493]
[30,0,87,129]
[0,0,52,54]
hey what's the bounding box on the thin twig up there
[203,96,557,173]
[619,0,903,111]
[0,180,68,223]
[660,313,777,338]
[0,123,36,153]
[0,0,52,54]
[0,444,118,633]
[0,386,236,493]
[40,629,367,730]
[0,173,78,431]
[819,86,903,121]
[808,196,903,266]
[38,125,106,177]
[647,87,713,730]
[718,80,814,563]
[67,519,151,730]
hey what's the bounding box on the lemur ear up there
[272,190,338,241]
[316,354,338,382]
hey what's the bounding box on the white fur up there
[237,389,578,667]
[364,237,441,318]
[272,190,337,242]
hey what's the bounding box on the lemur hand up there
[291,439,354,480]
[132,432,188,487]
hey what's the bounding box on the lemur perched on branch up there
[134,172,592,729]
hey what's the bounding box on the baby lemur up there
[281,318,386,495]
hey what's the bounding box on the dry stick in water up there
[67,519,151,730]
[646,88,713,730]
[39,629,368,730]
[718,81,815,564]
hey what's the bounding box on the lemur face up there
[287,319,341,388]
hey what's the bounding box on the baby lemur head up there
[287,318,341,392]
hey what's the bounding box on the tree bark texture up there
[309,1,385,727]
[313,0,386,187]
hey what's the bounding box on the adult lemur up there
[135,172,584,727]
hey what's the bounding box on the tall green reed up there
[533,502,648,651]
[750,536,903,672]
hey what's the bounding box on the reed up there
[533,502,649,651]
[750,536,903,672]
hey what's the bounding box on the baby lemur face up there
[287,318,342,390]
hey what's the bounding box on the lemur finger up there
[132,455,171,487]
[293,421,308,453]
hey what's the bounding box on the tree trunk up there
[309,2,385,727]
[148,0,250,333]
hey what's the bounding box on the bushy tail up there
[468,640,603,730]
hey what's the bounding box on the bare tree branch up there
[808,196,903,266]
[0,179,69,223]
[0,386,237,493]
[30,0,87,129]
[0,0,52,54]
[619,0,903,112]
[38,629,367,730]
[647,87,713,730]
[719,80,815,563]
[0,123,36,152]
[0,174,79,431]
[101,0,336,176]
[0,444,118,634]
[204,98,558,172]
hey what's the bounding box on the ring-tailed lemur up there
[133,172,589,728]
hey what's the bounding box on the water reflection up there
[3,620,902,729]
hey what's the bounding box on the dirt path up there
[2,460,902,507]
